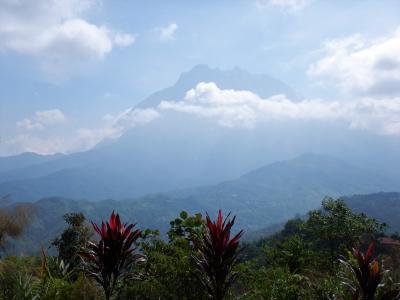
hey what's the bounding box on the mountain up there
[346,192,400,233]
[166,153,398,230]
[136,64,297,108]
[0,152,63,173]
[0,65,300,201]
[244,192,400,241]
[6,154,399,255]
[0,65,399,202]
[5,195,206,255]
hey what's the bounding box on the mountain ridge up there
[0,66,300,201]
[136,64,297,108]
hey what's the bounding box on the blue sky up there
[1,0,400,155]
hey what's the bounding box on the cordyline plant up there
[340,241,399,300]
[79,211,144,300]
[192,210,244,300]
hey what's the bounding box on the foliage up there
[309,274,346,300]
[167,210,205,243]
[340,242,400,300]
[0,253,103,300]
[264,234,314,273]
[0,256,40,299]
[121,235,207,299]
[52,213,92,270]
[192,210,243,300]
[0,203,34,251]
[302,198,385,266]
[79,211,144,300]
[120,212,207,299]
[236,264,312,299]
[0,199,398,299]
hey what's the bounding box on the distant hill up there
[0,152,63,174]
[5,195,206,255]
[244,192,400,241]
[166,153,398,230]
[1,65,399,202]
[6,154,399,255]
[346,192,400,233]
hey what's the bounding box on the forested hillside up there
[0,198,399,299]
[5,191,400,257]
[346,192,400,233]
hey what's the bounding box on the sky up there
[1,0,400,156]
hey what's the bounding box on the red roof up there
[378,237,400,247]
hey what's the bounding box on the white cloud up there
[256,0,312,11]
[43,19,113,58]
[0,134,70,156]
[0,0,135,75]
[111,107,160,129]
[4,83,400,156]
[17,109,67,131]
[35,109,68,124]
[159,82,400,135]
[308,27,400,97]
[84,107,160,145]
[154,23,178,42]
[4,108,159,155]
[71,108,159,152]
[16,119,45,131]
[114,33,135,46]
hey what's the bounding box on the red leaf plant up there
[340,242,382,300]
[79,211,144,300]
[192,210,244,300]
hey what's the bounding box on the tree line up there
[0,198,399,299]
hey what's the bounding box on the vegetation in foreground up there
[0,198,399,299]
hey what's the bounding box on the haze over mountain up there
[0,65,301,201]
[5,153,400,255]
[136,64,297,108]
[1,3,400,298]
[1,65,399,202]
[245,191,400,241]
[345,192,400,233]
[166,153,398,229]
[0,152,63,173]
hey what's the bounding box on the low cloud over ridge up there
[159,82,400,136]
[3,82,400,155]
[3,108,158,156]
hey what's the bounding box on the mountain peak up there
[177,64,250,81]
[136,65,296,108]
[185,64,214,73]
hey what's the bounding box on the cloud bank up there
[3,82,400,156]
[159,82,400,135]
[309,27,400,97]
[2,108,158,156]
[0,0,134,75]
[16,109,67,131]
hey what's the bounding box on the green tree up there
[167,210,205,243]
[302,198,385,266]
[52,213,92,269]
[265,234,313,274]
[121,211,207,299]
